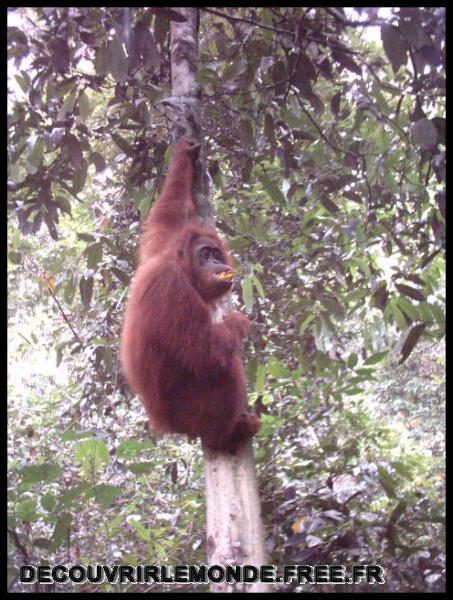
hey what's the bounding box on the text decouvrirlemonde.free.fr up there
[20,564,385,585]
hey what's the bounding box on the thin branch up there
[297,99,358,159]
[8,528,43,593]
[42,274,84,346]
[201,7,362,54]
[201,7,294,37]
[205,77,290,98]
[26,257,103,376]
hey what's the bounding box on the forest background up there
[7,6,445,593]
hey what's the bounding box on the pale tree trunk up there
[170,7,270,593]
[203,444,269,593]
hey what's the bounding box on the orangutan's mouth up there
[216,270,235,282]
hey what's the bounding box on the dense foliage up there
[8,7,444,593]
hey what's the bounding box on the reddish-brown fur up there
[121,139,261,452]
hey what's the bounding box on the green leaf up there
[75,439,109,476]
[16,499,39,522]
[381,24,408,72]
[85,243,103,269]
[299,313,315,336]
[20,463,63,485]
[138,195,152,220]
[49,513,72,552]
[268,360,290,378]
[15,72,30,93]
[79,275,93,308]
[258,170,286,206]
[57,91,77,120]
[418,302,433,323]
[27,137,43,169]
[347,353,358,368]
[391,299,407,330]
[93,484,123,509]
[395,296,419,321]
[61,430,94,441]
[391,460,413,479]
[56,344,63,367]
[343,387,364,396]
[64,274,77,305]
[9,251,22,265]
[117,440,154,460]
[355,223,366,244]
[61,484,91,508]
[354,368,377,381]
[128,462,155,474]
[364,350,389,366]
[41,493,56,512]
[129,518,151,542]
[78,90,91,120]
[242,275,254,311]
[252,275,265,298]
[255,364,266,393]
[223,57,248,81]
[378,466,398,499]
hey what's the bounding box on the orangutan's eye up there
[212,249,223,263]
[201,247,211,260]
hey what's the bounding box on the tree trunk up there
[170,8,269,592]
[204,444,269,593]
